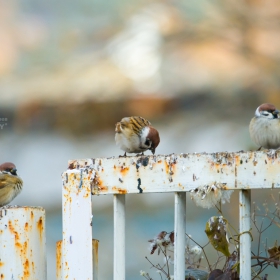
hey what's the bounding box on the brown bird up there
[115,116,160,156]
[0,162,23,207]
[249,103,280,149]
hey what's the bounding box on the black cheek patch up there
[144,139,151,146]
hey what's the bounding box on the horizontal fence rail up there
[61,151,280,279]
[67,151,280,194]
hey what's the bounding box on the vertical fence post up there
[62,169,93,279]
[56,240,62,280]
[174,192,186,280]
[57,239,99,280]
[92,239,99,280]
[114,194,126,280]
[239,190,251,280]
[0,206,46,279]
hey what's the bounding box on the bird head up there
[256,103,279,119]
[0,162,18,176]
[147,127,160,155]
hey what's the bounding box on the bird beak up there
[273,110,279,118]
[151,148,156,155]
[11,168,17,176]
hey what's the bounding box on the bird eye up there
[145,139,151,146]
[7,168,17,175]
[262,113,269,116]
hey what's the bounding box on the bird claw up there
[118,152,127,158]
[119,154,127,158]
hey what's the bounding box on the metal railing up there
[59,151,280,280]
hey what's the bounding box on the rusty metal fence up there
[0,206,46,279]
[59,151,280,280]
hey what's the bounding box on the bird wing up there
[131,116,151,127]
[0,174,21,188]
[116,116,151,136]
[0,175,8,189]
[127,116,151,135]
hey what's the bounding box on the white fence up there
[0,151,278,279]
[60,151,280,280]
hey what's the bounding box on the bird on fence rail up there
[0,162,23,207]
[115,116,160,156]
[249,103,280,150]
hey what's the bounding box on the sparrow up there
[115,116,160,156]
[0,162,23,207]
[249,103,280,149]
[148,231,167,255]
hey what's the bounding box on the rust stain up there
[170,163,177,174]
[24,222,29,232]
[83,193,90,198]
[30,211,34,220]
[158,160,162,163]
[99,186,108,192]
[95,178,108,192]
[31,261,35,274]
[63,191,73,204]
[164,160,176,175]
[112,186,127,194]
[120,166,129,176]
[37,217,44,242]
[214,163,227,169]
[56,241,62,278]
[0,262,4,267]
[164,161,169,174]
[12,236,30,280]
[234,155,240,165]
[8,220,20,245]
[23,259,30,278]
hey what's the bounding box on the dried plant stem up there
[185,233,212,271]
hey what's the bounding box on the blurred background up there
[1,0,280,278]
